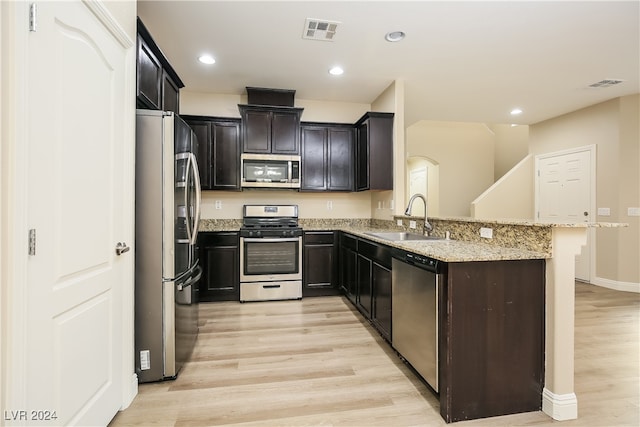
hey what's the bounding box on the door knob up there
[115,242,130,255]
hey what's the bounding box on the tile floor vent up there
[302,18,340,41]
[588,79,624,88]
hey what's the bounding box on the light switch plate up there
[409,220,417,229]
[397,219,403,226]
[628,207,640,217]
[597,207,611,216]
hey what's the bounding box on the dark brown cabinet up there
[339,233,358,304]
[356,253,372,318]
[371,255,392,341]
[136,36,161,110]
[355,112,394,191]
[439,259,545,423]
[356,238,392,340]
[301,124,354,191]
[161,70,180,113]
[303,231,339,297]
[183,116,241,191]
[136,18,183,113]
[338,233,392,341]
[239,105,303,154]
[197,232,240,302]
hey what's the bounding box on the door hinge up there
[29,3,37,32]
[28,229,36,255]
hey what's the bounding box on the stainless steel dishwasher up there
[392,248,443,392]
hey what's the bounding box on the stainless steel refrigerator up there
[135,109,202,383]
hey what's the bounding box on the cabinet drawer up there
[358,239,392,268]
[340,233,357,251]
[199,232,238,247]
[304,231,334,245]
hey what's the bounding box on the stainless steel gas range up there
[239,205,303,302]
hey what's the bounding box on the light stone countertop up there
[198,217,627,263]
[334,226,549,262]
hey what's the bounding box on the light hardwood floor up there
[110,283,639,426]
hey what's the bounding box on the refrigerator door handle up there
[183,153,193,244]
[189,152,202,245]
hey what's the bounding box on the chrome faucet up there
[405,193,433,236]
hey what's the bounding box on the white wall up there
[406,121,495,217]
[471,155,534,220]
[529,95,639,285]
[490,124,529,180]
[370,80,401,221]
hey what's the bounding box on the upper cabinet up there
[183,116,241,191]
[136,18,184,113]
[239,105,303,155]
[355,112,394,191]
[301,123,354,191]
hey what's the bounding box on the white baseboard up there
[120,373,138,410]
[592,276,640,293]
[542,388,578,421]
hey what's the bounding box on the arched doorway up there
[406,156,439,216]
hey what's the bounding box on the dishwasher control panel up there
[393,248,441,273]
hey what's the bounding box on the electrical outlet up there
[480,227,493,239]
[409,220,417,229]
[628,207,640,217]
[326,201,333,210]
[397,219,403,226]
[140,350,150,370]
[597,207,611,216]
[215,200,222,210]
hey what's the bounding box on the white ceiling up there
[137,1,639,126]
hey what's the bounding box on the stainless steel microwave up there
[241,153,301,189]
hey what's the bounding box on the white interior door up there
[537,147,594,282]
[24,2,131,425]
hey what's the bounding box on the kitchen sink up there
[365,232,445,242]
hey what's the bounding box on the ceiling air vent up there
[588,79,624,88]
[302,18,340,41]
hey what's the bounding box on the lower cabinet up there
[303,231,339,296]
[339,232,392,341]
[439,259,545,423]
[371,261,392,341]
[339,233,358,303]
[197,232,239,302]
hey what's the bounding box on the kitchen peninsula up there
[198,215,626,423]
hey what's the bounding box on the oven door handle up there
[242,237,300,243]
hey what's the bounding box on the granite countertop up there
[334,226,548,262]
[199,216,627,263]
[199,219,548,262]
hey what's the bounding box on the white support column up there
[542,226,588,420]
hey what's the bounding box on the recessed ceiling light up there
[385,31,405,42]
[329,66,344,76]
[510,108,523,115]
[198,54,216,65]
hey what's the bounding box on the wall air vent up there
[588,79,624,88]
[302,18,340,41]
